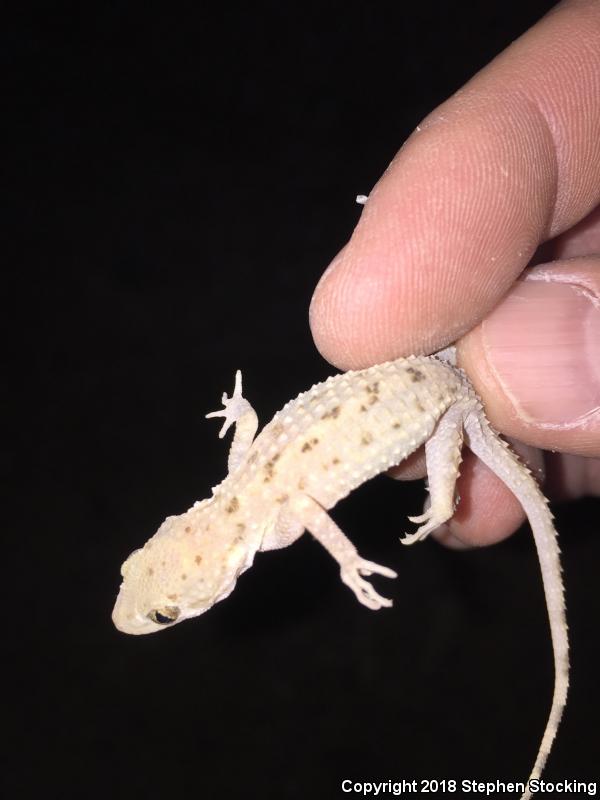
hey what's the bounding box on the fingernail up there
[481,280,600,427]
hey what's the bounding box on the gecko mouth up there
[112,591,158,635]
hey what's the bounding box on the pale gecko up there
[112,349,568,800]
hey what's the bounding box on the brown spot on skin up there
[184,525,192,534]
[181,573,187,581]
[416,400,425,412]
[301,442,312,452]
[368,394,379,405]
[406,367,425,382]
[167,593,178,601]
[236,523,246,533]
[226,497,240,514]
[147,567,154,576]
[365,382,380,394]
[298,478,306,490]
[271,423,284,436]
[360,404,367,412]
[361,432,373,446]
[321,405,341,420]
[311,438,319,445]
[263,475,271,483]
[392,422,402,429]
[276,494,289,504]
[194,555,202,565]
[263,453,280,481]
[161,561,166,567]
[332,457,340,465]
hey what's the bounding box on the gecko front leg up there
[206,370,259,472]
[289,495,397,609]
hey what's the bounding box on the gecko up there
[112,351,568,800]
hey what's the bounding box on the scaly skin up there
[112,353,568,800]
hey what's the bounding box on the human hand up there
[309,0,600,548]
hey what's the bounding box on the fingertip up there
[309,226,419,370]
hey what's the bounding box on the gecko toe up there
[408,512,430,524]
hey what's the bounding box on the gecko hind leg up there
[401,400,470,545]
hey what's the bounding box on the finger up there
[549,203,600,259]
[310,0,600,370]
[388,448,427,481]
[457,257,600,457]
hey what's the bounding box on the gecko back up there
[257,355,466,509]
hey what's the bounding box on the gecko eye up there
[148,606,180,625]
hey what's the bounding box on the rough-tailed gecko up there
[112,350,568,800]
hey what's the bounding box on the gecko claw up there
[407,512,430,524]
[402,507,450,545]
[401,531,426,546]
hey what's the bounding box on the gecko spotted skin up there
[112,353,568,800]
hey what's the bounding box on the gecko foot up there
[206,370,249,438]
[340,557,397,610]
[401,507,449,545]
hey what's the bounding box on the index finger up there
[309,0,600,370]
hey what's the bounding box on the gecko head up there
[112,504,251,635]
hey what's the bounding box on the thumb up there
[457,258,600,457]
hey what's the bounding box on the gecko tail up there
[461,409,569,800]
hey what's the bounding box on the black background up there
[6,3,599,799]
